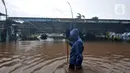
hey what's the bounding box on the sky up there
[0,0,130,19]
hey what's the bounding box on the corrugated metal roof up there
[0,12,6,16]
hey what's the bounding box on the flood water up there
[0,40,130,73]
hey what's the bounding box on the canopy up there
[0,12,7,16]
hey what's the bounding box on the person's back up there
[68,29,84,70]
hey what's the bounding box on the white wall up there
[0,16,6,20]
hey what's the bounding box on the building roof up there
[9,17,130,24]
[0,12,7,16]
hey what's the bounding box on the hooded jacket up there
[69,29,84,66]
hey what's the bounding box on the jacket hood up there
[69,29,79,41]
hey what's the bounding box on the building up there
[9,17,130,36]
[0,12,7,42]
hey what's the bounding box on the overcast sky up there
[0,0,130,19]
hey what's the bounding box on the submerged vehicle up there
[37,33,48,40]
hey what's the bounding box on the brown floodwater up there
[0,40,130,73]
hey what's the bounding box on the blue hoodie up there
[69,29,84,66]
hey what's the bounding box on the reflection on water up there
[39,38,66,42]
[0,40,130,73]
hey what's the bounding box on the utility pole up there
[66,1,74,64]
[2,0,10,42]
[67,1,75,29]
[67,1,73,19]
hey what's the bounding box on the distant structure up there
[0,12,18,42]
[9,17,130,36]
[0,12,6,42]
[0,12,6,15]
[0,12,7,20]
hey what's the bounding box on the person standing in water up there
[68,29,84,70]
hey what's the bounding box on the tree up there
[92,16,98,20]
[76,13,85,19]
[77,13,81,19]
[82,15,85,18]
